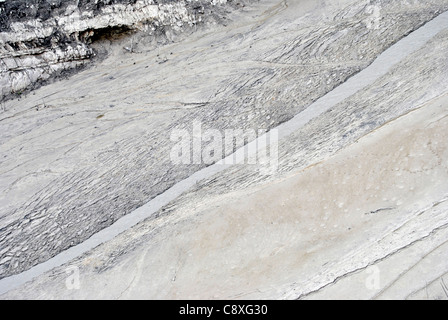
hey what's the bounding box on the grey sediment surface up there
[1,8,447,296]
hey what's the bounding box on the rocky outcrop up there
[2,10,448,300]
[1,0,448,290]
[0,0,236,100]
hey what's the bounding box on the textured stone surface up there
[0,0,240,99]
[3,48,448,298]
[0,0,448,299]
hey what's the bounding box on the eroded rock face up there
[0,0,448,286]
[0,0,233,100]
